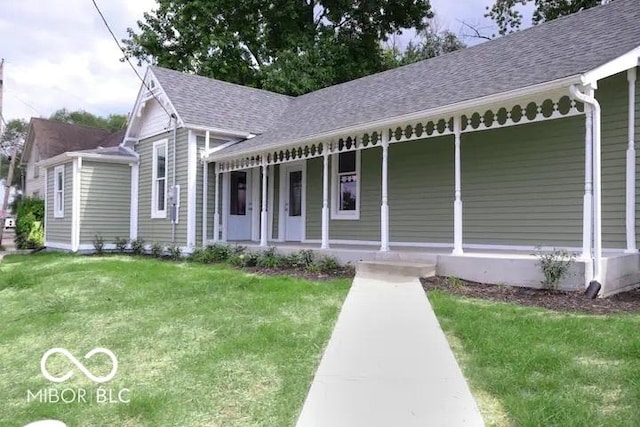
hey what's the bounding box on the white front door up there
[283,164,305,242]
[226,170,252,241]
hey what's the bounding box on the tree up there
[0,119,28,187]
[384,25,465,67]
[487,0,606,36]
[124,0,434,96]
[49,109,127,132]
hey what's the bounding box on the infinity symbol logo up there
[40,348,118,383]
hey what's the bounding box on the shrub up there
[14,197,44,249]
[243,252,260,267]
[282,250,315,270]
[228,254,246,267]
[536,248,575,289]
[210,244,232,262]
[257,247,282,269]
[167,245,182,261]
[151,242,164,258]
[93,234,105,255]
[318,256,341,274]
[130,238,145,256]
[114,237,128,253]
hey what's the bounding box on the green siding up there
[462,117,584,246]
[137,129,188,246]
[45,162,73,244]
[389,137,454,243]
[306,149,381,241]
[205,161,216,241]
[195,136,204,246]
[79,161,131,245]
[598,72,631,249]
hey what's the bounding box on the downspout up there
[171,113,177,244]
[570,84,603,284]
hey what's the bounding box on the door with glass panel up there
[283,164,304,241]
[226,170,251,241]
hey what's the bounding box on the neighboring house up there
[45,0,640,296]
[21,118,125,198]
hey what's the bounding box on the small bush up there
[228,254,245,267]
[536,248,575,289]
[257,247,282,269]
[244,252,260,267]
[210,244,232,262]
[130,238,145,256]
[318,256,341,274]
[446,276,463,288]
[14,197,44,249]
[114,237,128,253]
[167,245,182,261]
[93,234,105,255]
[151,242,164,258]
[282,250,315,270]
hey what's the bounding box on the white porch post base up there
[380,204,389,252]
[260,211,268,247]
[213,213,220,243]
[321,208,329,249]
[453,200,463,255]
[213,169,221,243]
[380,134,390,252]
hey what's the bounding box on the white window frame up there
[53,165,65,218]
[331,150,361,220]
[151,139,168,219]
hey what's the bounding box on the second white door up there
[283,164,304,241]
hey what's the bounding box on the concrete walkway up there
[296,270,484,427]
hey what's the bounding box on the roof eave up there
[581,45,640,87]
[38,152,138,168]
[210,73,583,161]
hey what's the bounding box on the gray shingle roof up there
[151,66,292,134]
[216,0,640,157]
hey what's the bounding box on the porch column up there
[213,165,221,243]
[260,159,268,247]
[582,94,594,259]
[453,117,463,255]
[380,132,390,252]
[202,159,208,245]
[321,146,330,249]
[626,68,637,253]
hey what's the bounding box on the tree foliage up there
[384,26,465,67]
[487,0,606,36]
[49,109,127,132]
[124,0,434,96]
[1,119,28,186]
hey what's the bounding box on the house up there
[44,0,640,296]
[21,118,125,198]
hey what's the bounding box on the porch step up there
[356,260,436,279]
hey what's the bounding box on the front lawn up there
[429,290,640,427]
[0,253,350,426]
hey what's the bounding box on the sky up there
[0,0,533,123]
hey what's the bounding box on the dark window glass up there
[156,180,165,211]
[338,151,356,173]
[289,171,302,217]
[230,171,247,215]
[339,174,357,211]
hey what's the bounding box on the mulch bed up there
[421,276,640,315]
[243,266,355,281]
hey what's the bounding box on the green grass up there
[0,253,350,426]
[429,291,640,427]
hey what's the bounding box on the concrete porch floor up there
[227,240,640,297]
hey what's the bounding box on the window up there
[53,165,65,218]
[152,140,168,218]
[332,151,360,220]
[230,171,247,215]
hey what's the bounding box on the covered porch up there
[200,68,639,297]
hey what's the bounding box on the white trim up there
[53,165,65,219]
[130,162,139,240]
[380,134,389,252]
[45,241,73,251]
[221,172,228,242]
[625,67,637,253]
[260,161,268,247]
[182,123,253,139]
[278,166,285,241]
[187,130,197,248]
[321,151,330,249]
[213,165,221,242]
[331,150,361,220]
[202,160,209,245]
[212,75,582,161]
[71,158,81,252]
[453,117,463,255]
[151,139,168,219]
[582,47,640,87]
[78,243,118,251]
[38,152,138,168]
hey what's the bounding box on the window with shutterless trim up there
[331,150,360,220]
[151,139,168,218]
[53,165,65,218]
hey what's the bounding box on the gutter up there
[570,84,602,284]
[38,152,138,168]
[210,74,582,161]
